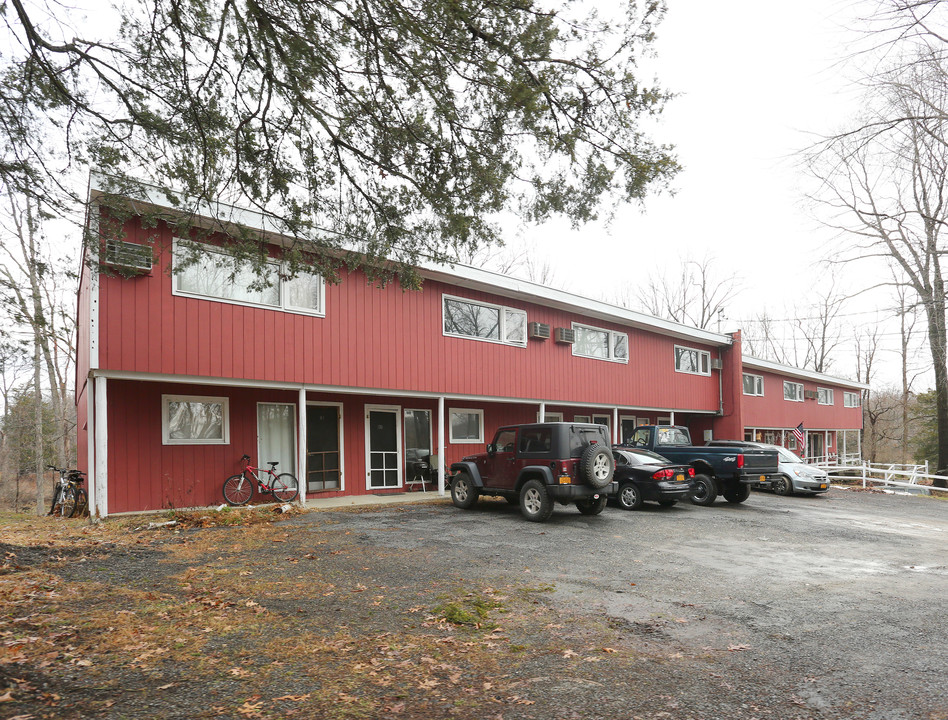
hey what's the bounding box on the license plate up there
[820,484,827,489]
[759,475,766,482]
[675,474,685,482]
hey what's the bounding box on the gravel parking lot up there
[310,487,948,719]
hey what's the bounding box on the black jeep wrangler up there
[450,422,617,522]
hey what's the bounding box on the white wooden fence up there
[818,459,948,493]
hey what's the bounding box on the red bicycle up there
[223,454,299,505]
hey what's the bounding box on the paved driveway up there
[312,487,948,718]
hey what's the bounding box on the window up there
[537,411,564,422]
[172,239,324,315]
[784,381,804,402]
[162,395,229,444]
[844,391,862,408]
[743,373,764,396]
[449,408,484,443]
[675,346,711,375]
[817,387,835,405]
[573,415,590,423]
[442,295,527,346]
[572,323,629,363]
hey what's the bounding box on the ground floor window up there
[162,394,229,444]
[449,408,484,443]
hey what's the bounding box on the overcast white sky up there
[501,0,922,386]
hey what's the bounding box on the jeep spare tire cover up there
[579,443,614,488]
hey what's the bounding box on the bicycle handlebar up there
[241,454,251,461]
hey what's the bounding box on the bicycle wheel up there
[48,486,63,516]
[61,486,79,517]
[72,489,89,518]
[271,473,299,503]
[223,473,253,506]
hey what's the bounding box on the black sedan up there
[609,448,695,510]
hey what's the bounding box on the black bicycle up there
[47,466,88,518]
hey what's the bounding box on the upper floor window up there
[784,381,804,402]
[743,373,764,396]
[675,346,710,375]
[572,323,629,363]
[442,295,527,347]
[817,387,835,405]
[844,391,862,408]
[172,239,324,315]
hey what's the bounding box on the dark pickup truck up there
[622,425,780,505]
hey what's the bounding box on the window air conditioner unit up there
[103,239,153,273]
[554,327,575,344]
[528,322,551,340]
[710,358,723,370]
[804,390,818,400]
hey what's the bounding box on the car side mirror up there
[487,443,496,455]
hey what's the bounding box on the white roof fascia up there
[741,355,869,390]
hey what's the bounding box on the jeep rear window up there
[519,428,552,453]
[569,426,609,457]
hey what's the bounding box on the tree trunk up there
[924,293,948,486]
[33,343,43,515]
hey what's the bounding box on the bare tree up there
[630,254,740,330]
[811,52,948,483]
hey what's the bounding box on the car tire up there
[689,474,717,506]
[520,479,554,522]
[774,475,793,496]
[658,499,678,508]
[451,471,479,509]
[576,495,608,516]
[579,444,615,489]
[616,482,643,510]
[723,483,751,504]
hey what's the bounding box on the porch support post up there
[539,402,545,422]
[438,396,446,495]
[670,411,675,425]
[298,387,307,504]
[613,407,619,444]
[93,377,108,518]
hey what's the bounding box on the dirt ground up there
[0,487,946,719]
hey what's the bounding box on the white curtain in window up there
[257,404,296,476]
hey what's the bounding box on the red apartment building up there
[76,183,867,516]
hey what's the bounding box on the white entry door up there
[366,405,401,489]
[257,403,297,476]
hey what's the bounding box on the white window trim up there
[784,381,804,402]
[448,407,485,444]
[817,387,835,406]
[573,415,591,423]
[162,394,230,445]
[571,322,629,364]
[171,238,326,317]
[674,345,711,376]
[537,411,564,422]
[844,391,861,408]
[743,373,764,396]
[442,294,527,348]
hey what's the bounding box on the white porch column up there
[670,411,675,425]
[298,387,307,504]
[93,377,108,518]
[612,407,619,444]
[539,402,546,422]
[438,396,446,495]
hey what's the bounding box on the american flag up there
[793,423,805,457]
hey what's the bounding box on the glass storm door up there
[257,404,296,476]
[307,404,340,491]
[367,407,401,489]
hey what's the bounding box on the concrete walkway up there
[302,490,450,510]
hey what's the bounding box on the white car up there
[707,441,829,496]
[767,445,830,495]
